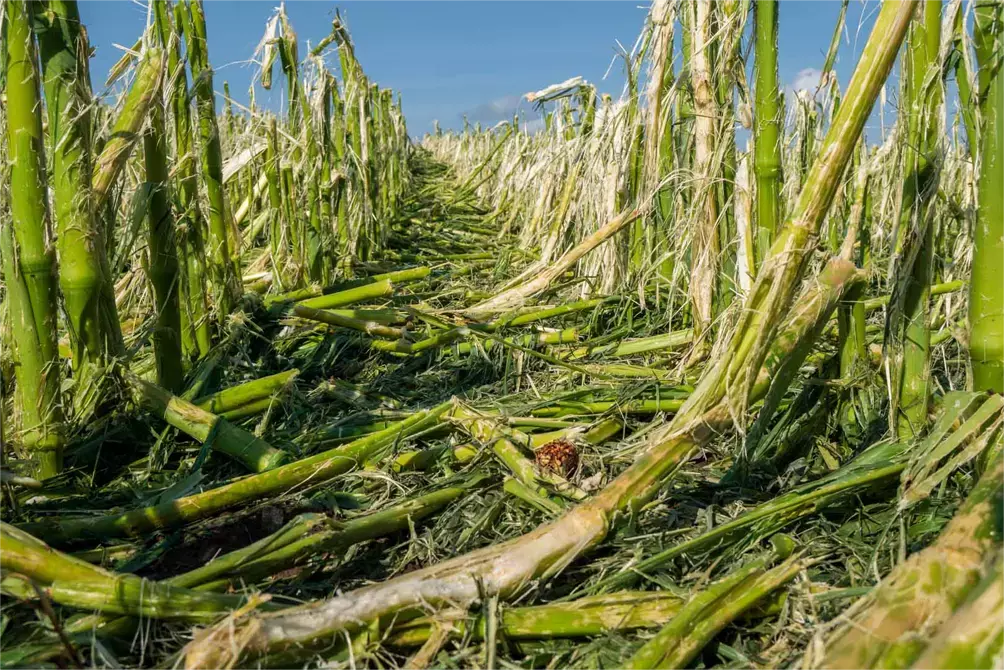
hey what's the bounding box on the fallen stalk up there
[628,537,805,669]
[193,369,299,415]
[18,402,452,545]
[127,371,290,472]
[179,248,865,666]
[387,590,683,646]
[464,207,644,317]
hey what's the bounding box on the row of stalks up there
[1,1,409,477]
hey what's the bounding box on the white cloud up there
[463,95,525,125]
[790,67,823,94]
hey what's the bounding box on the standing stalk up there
[2,0,66,477]
[32,0,120,371]
[688,0,719,356]
[886,0,943,437]
[165,0,212,361]
[681,0,918,421]
[181,0,240,317]
[969,0,1004,393]
[141,40,183,393]
[753,0,782,271]
[645,0,676,281]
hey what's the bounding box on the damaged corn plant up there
[0,0,1001,668]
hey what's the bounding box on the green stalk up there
[3,0,66,478]
[389,591,683,646]
[90,48,164,214]
[909,551,1003,670]
[331,77,350,259]
[18,402,452,545]
[264,116,287,289]
[142,36,183,393]
[503,477,564,516]
[627,541,802,669]
[279,160,304,279]
[32,0,120,371]
[222,80,235,139]
[1,521,112,585]
[647,0,676,246]
[292,278,394,311]
[711,0,741,316]
[126,372,289,472]
[578,364,678,380]
[266,266,429,306]
[319,73,335,279]
[218,397,274,421]
[41,579,246,622]
[887,0,942,437]
[753,0,782,268]
[952,7,979,161]
[294,305,404,339]
[571,328,693,359]
[164,1,211,360]
[529,397,686,417]
[193,369,299,415]
[371,326,468,355]
[970,1,1004,392]
[180,0,240,316]
[0,523,249,622]
[863,279,964,310]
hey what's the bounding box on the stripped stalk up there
[465,207,644,317]
[180,0,240,316]
[687,0,720,354]
[163,0,212,360]
[142,31,183,393]
[886,0,943,436]
[33,0,122,370]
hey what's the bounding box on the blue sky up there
[78,1,893,137]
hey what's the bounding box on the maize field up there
[0,0,1001,667]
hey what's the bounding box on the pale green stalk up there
[164,0,211,360]
[142,33,183,393]
[180,0,240,315]
[887,0,943,437]
[33,0,121,371]
[969,1,1004,392]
